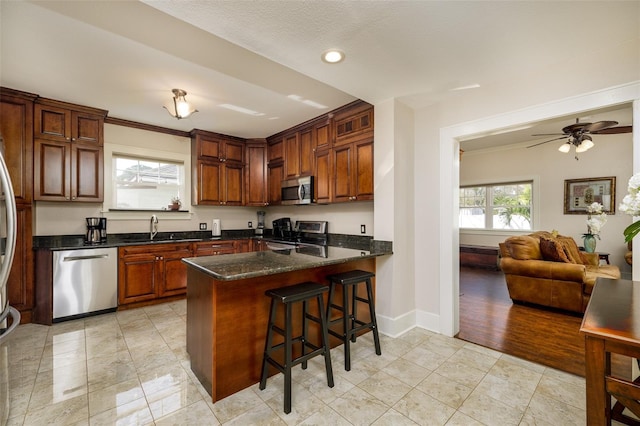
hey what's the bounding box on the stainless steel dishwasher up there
[53,247,118,321]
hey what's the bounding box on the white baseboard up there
[377,309,442,338]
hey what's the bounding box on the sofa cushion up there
[556,236,582,264]
[505,236,542,260]
[539,238,571,263]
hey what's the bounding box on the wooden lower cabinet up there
[118,243,192,306]
[193,240,237,256]
[8,205,34,322]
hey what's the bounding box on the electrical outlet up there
[361,224,366,234]
[199,223,207,230]
[248,221,253,228]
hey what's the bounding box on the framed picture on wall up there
[564,176,616,214]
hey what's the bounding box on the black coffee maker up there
[272,218,292,239]
[86,217,107,244]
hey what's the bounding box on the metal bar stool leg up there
[301,299,308,369]
[365,278,381,355]
[259,298,277,390]
[342,281,352,371]
[317,293,334,388]
[350,283,357,343]
[284,302,293,414]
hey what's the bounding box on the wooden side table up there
[581,278,640,425]
[598,252,610,265]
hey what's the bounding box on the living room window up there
[460,181,533,230]
[112,154,185,211]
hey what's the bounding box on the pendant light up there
[164,89,198,120]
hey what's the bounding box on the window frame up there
[102,142,192,221]
[459,177,539,234]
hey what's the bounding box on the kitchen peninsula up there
[182,243,391,402]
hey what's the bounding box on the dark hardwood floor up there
[456,266,630,378]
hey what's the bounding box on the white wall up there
[34,123,374,236]
[459,132,633,273]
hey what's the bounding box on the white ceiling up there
[1,1,637,142]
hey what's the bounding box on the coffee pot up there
[85,217,107,244]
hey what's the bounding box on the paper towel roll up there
[212,219,221,237]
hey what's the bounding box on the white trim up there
[440,81,640,337]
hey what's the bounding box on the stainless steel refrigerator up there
[0,149,19,424]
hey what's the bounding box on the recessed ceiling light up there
[322,49,345,64]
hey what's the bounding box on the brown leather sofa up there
[499,231,620,313]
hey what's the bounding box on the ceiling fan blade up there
[562,122,590,134]
[591,125,633,135]
[527,135,569,148]
[584,120,619,133]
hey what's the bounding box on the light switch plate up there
[361,224,366,234]
[199,223,207,230]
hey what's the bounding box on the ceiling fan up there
[527,118,632,159]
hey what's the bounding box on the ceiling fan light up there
[576,139,595,153]
[558,143,571,153]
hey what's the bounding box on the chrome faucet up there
[150,215,158,240]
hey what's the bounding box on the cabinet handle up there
[66,196,70,200]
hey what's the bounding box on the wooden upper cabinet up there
[268,162,284,205]
[284,132,299,178]
[268,137,284,164]
[35,100,104,145]
[314,120,332,152]
[332,138,373,203]
[314,148,331,204]
[33,98,106,202]
[193,130,244,163]
[191,129,245,206]
[245,141,268,206]
[0,87,36,204]
[333,101,374,147]
[299,128,314,177]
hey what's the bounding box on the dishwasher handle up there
[63,254,110,262]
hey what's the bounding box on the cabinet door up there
[299,128,314,177]
[353,140,374,201]
[224,140,245,163]
[34,139,70,201]
[332,144,353,203]
[0,92,34,204]
[7,205,34,315]
[118,252,158,305]
[158,247,192,297]
[34,103,71,142]
[197,135,222,161]
[223,162,244,206]
[72,142,103,202]
[314,149,331,204]
[268,163,284,205]
[268,137,284,164]
[195,161,222,205]
[314,121,332,152]
[72,111,103,145]
[284,133,299,178]
[245,143,268,206]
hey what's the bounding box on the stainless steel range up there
[266,220,328,257]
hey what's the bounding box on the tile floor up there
[3,300,592,425]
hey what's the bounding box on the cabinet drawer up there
[193,241,237,256]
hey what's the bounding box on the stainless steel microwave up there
[281,176,314,205]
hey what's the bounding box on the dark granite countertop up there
[32,230,391,253]
[182,245,390,281]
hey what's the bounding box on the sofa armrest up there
[499,257,586,282]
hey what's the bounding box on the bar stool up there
[326,270,381,371]
[259,281,334,414]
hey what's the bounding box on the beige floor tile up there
[415,372,473,410]
[401,345,450,371]
[458,391,525,426]
[444,411,484,425]
[358,370,412,406]
[381,358,431,387]
[535,374,586,410]
[212,386,268,422]
[264,385,326,425]
[146,378,204,420]
[371,408,418,425]
[473,372,536,412]
[23,394,89,426]
[331,386,390,425]
[223,402,286,426]
[154,399,220,425]
[526,391,586,425]
[433,360,487,388]
[447,346,499,372]
[88,377,144,416]
[297,404,352,425]
[487,358,543,392]
[89,396,153,426]
[393,387,456,425]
